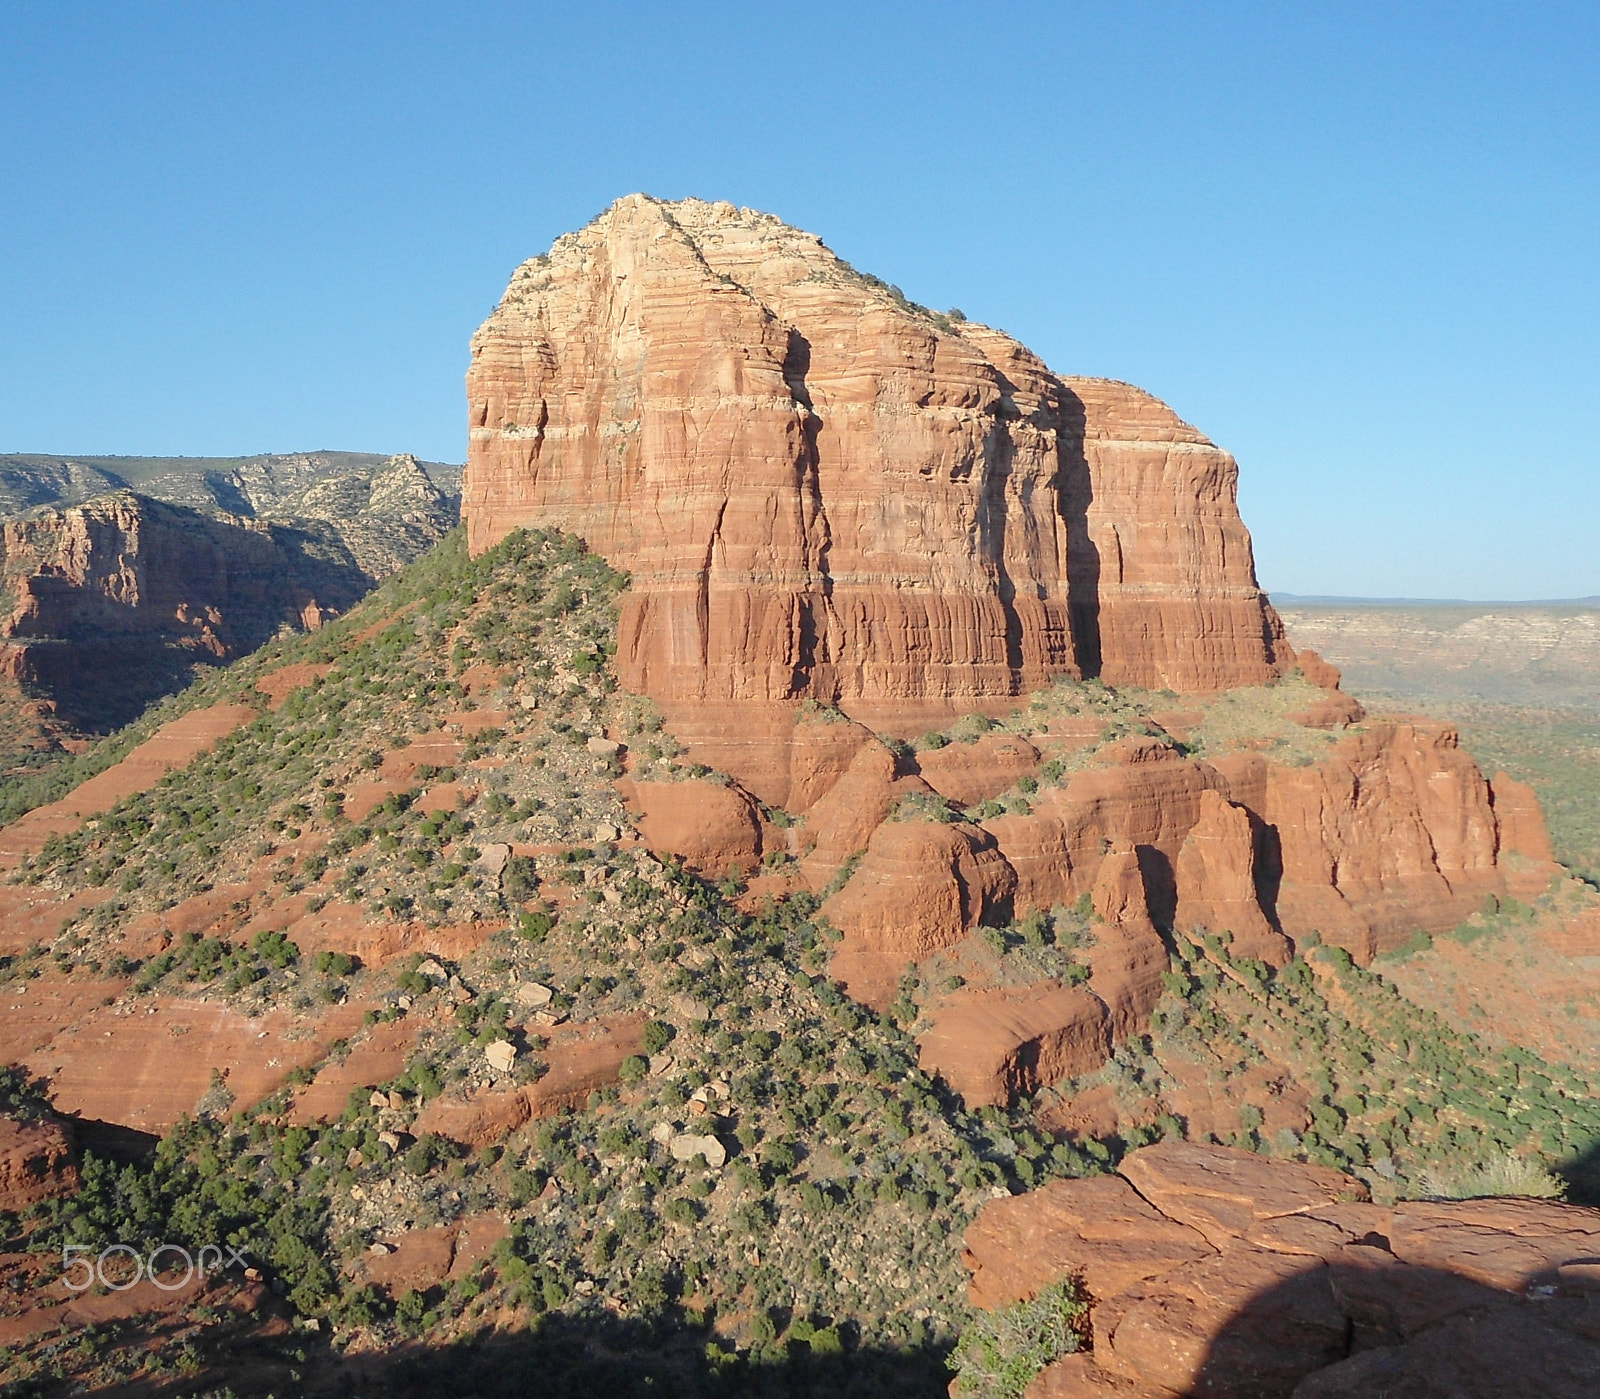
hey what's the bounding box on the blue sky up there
[1,3,1595,598]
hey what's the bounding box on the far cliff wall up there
[0,493,369,731]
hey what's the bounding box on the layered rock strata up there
[463,197,1568,1111]
[963,1141,1600,1398]
[465,195,1292,767]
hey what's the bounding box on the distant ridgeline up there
[0,452,462,751]
[0,451,462,562]
[1275,597,1600,710]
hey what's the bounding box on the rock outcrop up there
[1174,789,1292,963]
[0,1114,79,1210]
[822,818,1016,980]
[917,982,1110,1108]
[465,196,1292,768]
[964,1142,1600,1398]
[620,777,766,877]
[1232,722,1515,961]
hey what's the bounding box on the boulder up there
[1384,1197,1600,1291]
[1027,1352,1168,1397]
[1292,1305,1600,1398]
[917,981,1111,1108]
[1094,1247,1347,1396]
[668,1133,727,1168]
[1116,1141,1366,1248]
[474,843,511,878]
[624,777,763,876]
[821,819,1016,962]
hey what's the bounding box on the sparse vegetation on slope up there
[1041,930,1600,1203]
[0,528,1101,1396]
[2,536,1598,1397]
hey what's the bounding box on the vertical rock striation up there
[465,195,1291,741]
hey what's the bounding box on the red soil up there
[24,994,371,1133]
[290,1018,420,1126]
[255,662,334,709]
[0,703,258,867]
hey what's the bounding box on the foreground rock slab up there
[964,1142,1600,1398]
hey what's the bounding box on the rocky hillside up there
[0,527,1597,1396]
[0,453,460,775]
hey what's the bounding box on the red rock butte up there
[464,195,1293,755]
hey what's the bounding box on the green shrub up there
[314,950,357,978]
[517,910,553,941]
[641,1020,673,1055]
[503,856,539,904]
[251,929,299,968]
[951,1277,1087,1399]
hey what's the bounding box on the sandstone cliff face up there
[1238,721,1511,960]
[1054,374,1292,692]
[465,195,1291,740]
[0,493,369,731]
[1174,790,1293,964]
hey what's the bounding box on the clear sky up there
[2,2,1595,599]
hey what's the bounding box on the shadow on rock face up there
[970,1143,1600,1399]
[1176,1256,1600,1399]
